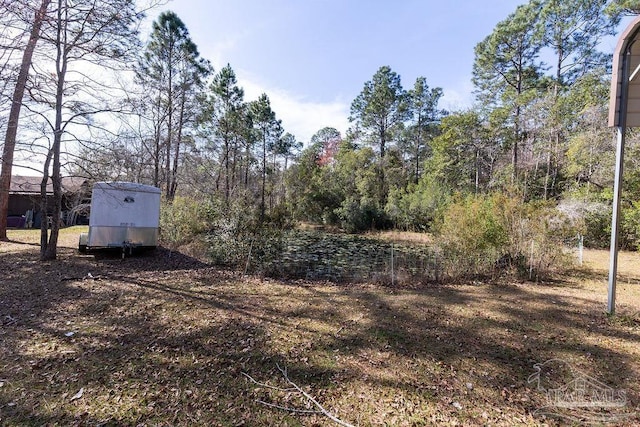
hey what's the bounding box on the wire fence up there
[252,231,441,284]
[211,229,582,284]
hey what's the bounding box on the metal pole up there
[608,126,626,315]
[578,234,583,266]
[391,243,394,286]
[608,45,631,315]
[529,239,534,280]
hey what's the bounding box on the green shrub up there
[435,193,575,281]
[334,196,389,233]
[622,201,640,251]
[435,194,507,278]
[385,179,450,231]
[205,196,287,272]
[160,196,220,249]
[557,199,640,251]
[583,206,612,249]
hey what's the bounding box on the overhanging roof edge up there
[609,16,640,127]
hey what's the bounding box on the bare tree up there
[0,0,50,241]
[22,0,145,260]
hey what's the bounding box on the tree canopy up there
[2,0,640,255]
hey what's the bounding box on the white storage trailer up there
[79,182,161,254]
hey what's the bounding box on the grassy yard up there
[0,227,639,426]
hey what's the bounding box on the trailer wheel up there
[78,244,87,253]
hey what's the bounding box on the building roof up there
[9,175,88,195]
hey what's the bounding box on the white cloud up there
[203,32,251,70]
[441,79,475,112]
[208,69,474,144]
[191,25,350,143]
[236,73,476,142]
[237,71,350,143]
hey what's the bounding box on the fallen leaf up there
[70,388,84,401]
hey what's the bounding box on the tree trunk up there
[270,150,277,209]
[224,135,230,203]
[165,48,174,198]
[414,115,423,184]
[153,92,162,187]
[40,0,68,261]
[39,149,53,257]
[414,137,421,184]
[281,154,288,203]
[42,0,67,261]
[165,100,173,198]
[244,141,250,189]
[543,145,550,200]
[231,135,239,197]
[168,88,186,201]
[260,133,266,223]
[378,126,387,206]
[0,0,50,240]
[513,105,520,185]
[475,149,480,194]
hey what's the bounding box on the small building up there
[7,175,90,228]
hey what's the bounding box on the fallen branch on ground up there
[242,364,355,427]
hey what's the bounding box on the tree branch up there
[242,365,355,427]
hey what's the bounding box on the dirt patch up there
[1,228,639,426]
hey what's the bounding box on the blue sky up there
[153,0,617,142]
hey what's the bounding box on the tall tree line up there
[73,12,297,225]
[286,0,636,236]
[2,0,639,257]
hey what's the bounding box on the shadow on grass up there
[1,243,639,425]
[2,239,41,247]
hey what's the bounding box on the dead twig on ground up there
[243,364,355,427]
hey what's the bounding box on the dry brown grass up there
[0,228,639,426]
[364,230,434,245]
[582,248,640,281]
